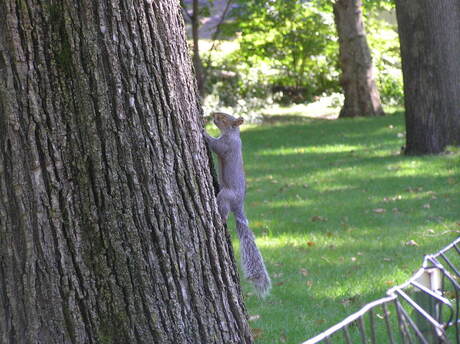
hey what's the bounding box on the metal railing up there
[303,237,460,344]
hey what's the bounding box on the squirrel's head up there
[211,112,244,132]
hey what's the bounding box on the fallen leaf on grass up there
[341,296,359,306]
[306,280,313,288]
[275,281,284,287]
[373,208,386,214]
[249,314,261,322]
[383,258,392,262]
[385,280,395,286]
[315,319,326,325]
[376,312,391,319]
[447,178,457,185]
[251,328,263,340]
[307,241,315,247]
[405,240,419,247]
[445,290,456,299]
[384,195,402,202]
[299,268,309,276]
[311,215,328,222]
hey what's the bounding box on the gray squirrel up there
[204,112,271,297]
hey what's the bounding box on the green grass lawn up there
[210,110,460,343]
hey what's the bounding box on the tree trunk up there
[191,0,205,98]
[395,0,460,155]
[333,0,385,118]
[0,0,252,343]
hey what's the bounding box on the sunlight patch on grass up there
[257,144,365,157]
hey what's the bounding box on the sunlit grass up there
[208,110,460,343]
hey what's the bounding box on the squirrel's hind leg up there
[217,189,232,223]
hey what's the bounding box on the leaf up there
[373,208,386,214]
[299,268,309,276]
[275,281,284,287]
[311,215,328,222]
[341,296,359,305]
[307,241,315,247]
[251,328,263,340]
[249,314,261,322]
[306,280,313,288]
[405,240,418,247]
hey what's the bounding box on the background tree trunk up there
[395,0,460,154]
[191,0,205,98]
[0,0,252,343]
[333,0,385,118]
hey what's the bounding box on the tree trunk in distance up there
[192,0,205,98]
[0,0,252,343]
[395,0,460,154]
[333,0,385,118]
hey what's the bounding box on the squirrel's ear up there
[233,117,244,127]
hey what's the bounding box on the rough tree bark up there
[395,0,460,154]
[333,0,385,118]
[0,0,252,343]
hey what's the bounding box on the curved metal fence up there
[303,237,460,344]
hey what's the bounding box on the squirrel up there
[204,112,271,297]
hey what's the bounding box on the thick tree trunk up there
[333,0,385,118]
[395,0,460,155]
[0,0,252,343]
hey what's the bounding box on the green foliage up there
[203,50,274,116]
[365,7,404,106]
[207,110,460,343]
[202,0,403,109]
[226,0,340,103]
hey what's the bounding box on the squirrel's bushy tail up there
[235,216,271,297]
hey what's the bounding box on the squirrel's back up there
[217,133,245,194]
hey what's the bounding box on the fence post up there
[414,268,443,343]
